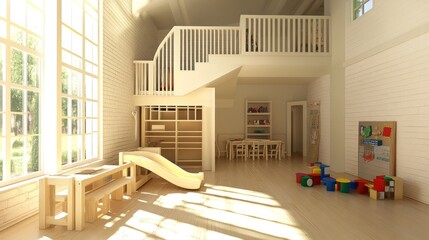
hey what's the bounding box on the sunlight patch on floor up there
[144,184,308,239]
[183,201,305,239]
[104,184,308,239]
[108,226,149,240]
[205,183,273,199]
[111,209,240,240]
[39,237,53,240]
[204,188,281,206]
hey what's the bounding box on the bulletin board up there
[358,121,396,181]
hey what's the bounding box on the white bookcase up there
[142,105,203,172]
[245,100,272,139]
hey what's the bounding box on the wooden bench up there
[73,163,133,230]
[85,176,131,222]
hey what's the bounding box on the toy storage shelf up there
[142,105,203,172]
[245,100,272,139]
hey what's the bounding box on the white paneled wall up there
[345,31,429,204]
[345,0,429,60]
[307,75,331,165]
[0,181,38,231]
[103,0,157,161]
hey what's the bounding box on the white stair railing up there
[177,27,240,71]
[135,15,332,96]
[240,15,330,54]
[134,61,153,95]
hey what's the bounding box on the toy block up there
[312,168,321,174]
[369,188,378,200]
[301,176,314,187]
[373,178,385,192]
[295,173,308,183]
[336,178,351,193]
[355,179,370,194]
[320,164,330,179]
[309,173,321,185]
[323,177,336,191]
[391,176,403,200]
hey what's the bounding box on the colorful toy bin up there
[336,178,351,193]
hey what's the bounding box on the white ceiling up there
[134,0,325,30]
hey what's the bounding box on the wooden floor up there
[1,156,429,240]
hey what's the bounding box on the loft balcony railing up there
[240,15,330,54]
[134,15,331,96]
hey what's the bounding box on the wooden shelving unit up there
[142,105,203,172]
[245,100,272,139]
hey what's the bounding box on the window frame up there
[353,0,374,20]
[0,0,101,187]
[0,0,45,186]
[59,0,100,169]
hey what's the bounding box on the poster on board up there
[358,121,396,181]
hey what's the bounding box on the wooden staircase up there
[134,15,331,96]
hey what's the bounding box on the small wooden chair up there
[249,141,266,160]
[39,176,75,230]
[235,142,248,160]
[266,140,282,160]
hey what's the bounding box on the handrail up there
[240,15,330,54]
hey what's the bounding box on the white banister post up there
[173,27,181,94]
[240,15,246,54]
[134,62,138,95]
[148,61,154,95]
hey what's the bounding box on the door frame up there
[286,101,307,157]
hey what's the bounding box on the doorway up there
[286,101,307,157]
[291,106,303,156]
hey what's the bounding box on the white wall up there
[307,75,331,165]
[216,84,307,155]
[103,0,158,162]
[345,0,429,61]
[345,1,429,204]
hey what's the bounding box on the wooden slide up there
[121,151,204,190]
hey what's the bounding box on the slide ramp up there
[121,151,204,190]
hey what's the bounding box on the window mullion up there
[82,0,86,161]
[4,47,11,180]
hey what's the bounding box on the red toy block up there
[354,179,370,194]
[296,173,308,183]
[374,178,385,192]
[309,173,321,185]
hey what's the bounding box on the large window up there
[353,0,373,20]
[0,0,43,182]
[61,0,99,166]
[0,0,100,185]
